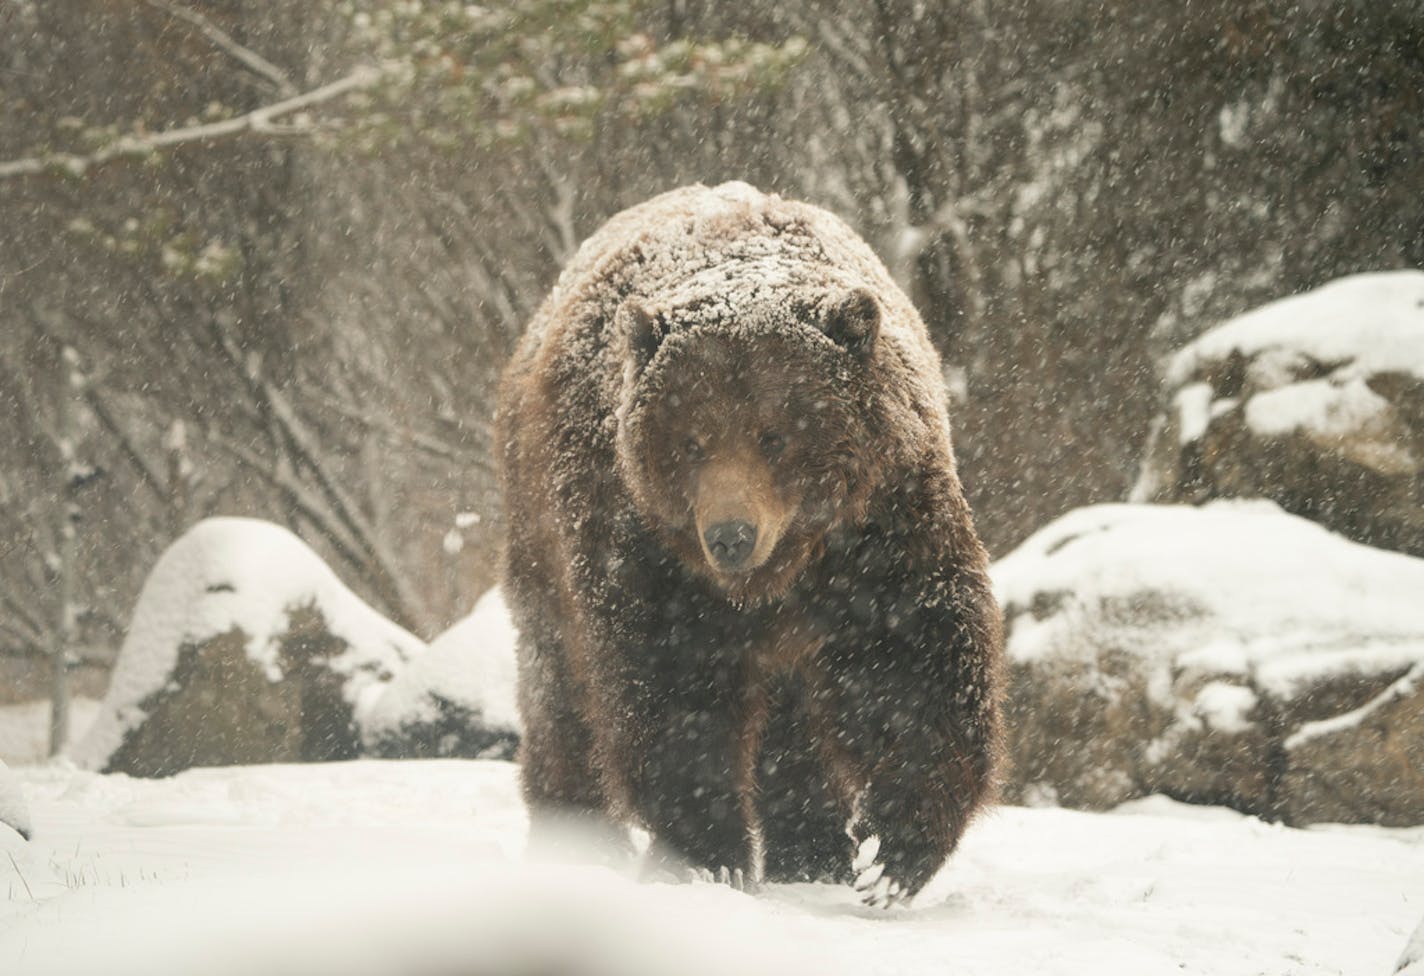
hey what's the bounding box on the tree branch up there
[0,590,45,650]
[0,66,381,180]
[923,197,987,327]
[79,377,171,506]
[260,376,429,628]
[141,0,299,97]
[208,432,366,564]
[535,156,579,267]
[200,318,429,630]
[0,639,113,668]
[427,190,528,343]
[307,387,489,468]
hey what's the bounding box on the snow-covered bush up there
[363,587,521,760]
[1134,271,1424,558]
[993,500,1424,825]
[73,518,424,776]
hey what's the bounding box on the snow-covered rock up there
[73,518,425,777]
[1133,270,1424,558]
[0,759,30,840]
[363,586,521,760]
[993,500,1424,825]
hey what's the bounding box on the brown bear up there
[496,182,1003,906]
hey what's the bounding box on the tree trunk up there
[49,348,82,757]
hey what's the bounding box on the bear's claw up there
[852,836,909,909]
[687,865,754,893]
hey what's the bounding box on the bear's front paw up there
[850,822,942,909]
[851,835,909,909]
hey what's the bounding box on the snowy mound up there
[74,518,424,775]
[363,587,521,759]
[1134,270,1424,556]
[993,500,1424,824]
[0,759,30,840]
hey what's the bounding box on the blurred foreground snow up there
[2,759,1421,976]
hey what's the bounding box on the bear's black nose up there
[704,520,757,569]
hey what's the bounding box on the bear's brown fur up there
[496,182,1003,901]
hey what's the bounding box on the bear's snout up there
[691,453,789,579]
[704,520,757,570]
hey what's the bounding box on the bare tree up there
[0,0,806,708]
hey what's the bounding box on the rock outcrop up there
[993,501,1424,826]
[1134,271,1424,558]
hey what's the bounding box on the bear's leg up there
[516,620,632,864]
[630,658,756,881]
[818,570,1001,905]
[757,678,853,884]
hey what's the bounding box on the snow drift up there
[993,500,1424,824]
[1134,270,1424,557]
[72,518,424,775]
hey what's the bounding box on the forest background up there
[2,0,1420,704]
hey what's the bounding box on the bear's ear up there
[617,300,665,373]
[821,288,880,359]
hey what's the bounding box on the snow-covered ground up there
[2,759,1420,976]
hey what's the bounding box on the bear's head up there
[615,288,886,604]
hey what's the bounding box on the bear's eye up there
[683,438,705,461]
[759,431,786,457]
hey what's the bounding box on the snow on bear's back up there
[549,183,922,345]
[525,182,948,445]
